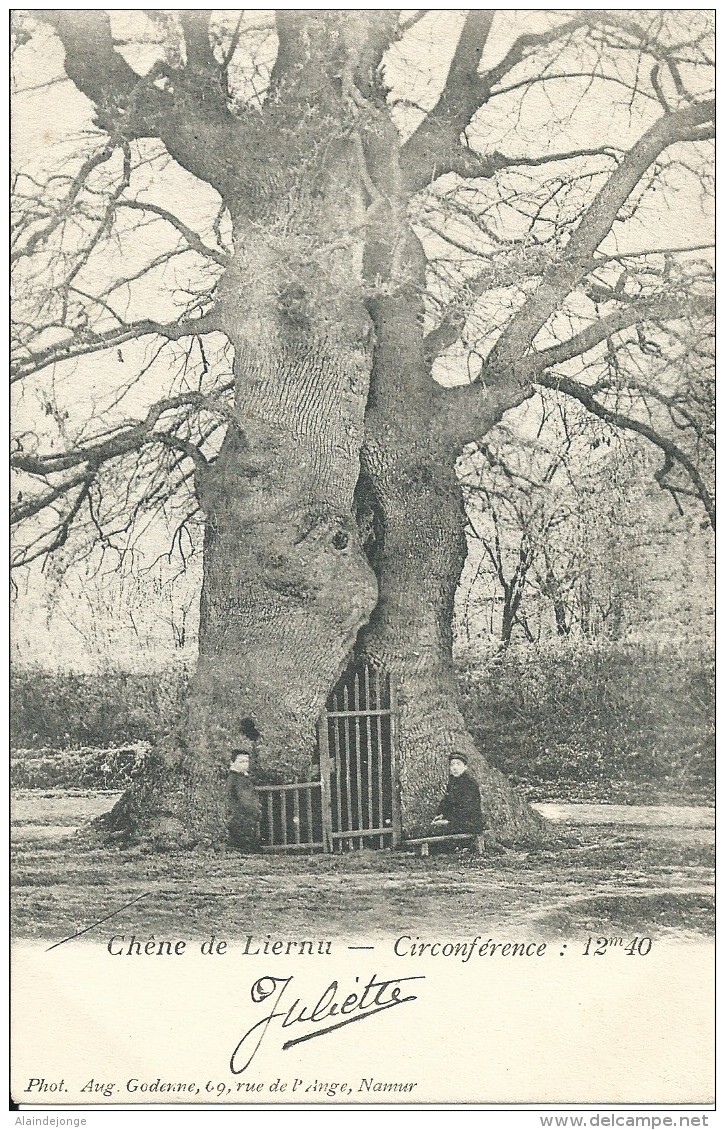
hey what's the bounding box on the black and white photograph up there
[10,8,714,1111]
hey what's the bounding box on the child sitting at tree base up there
[431,753,485,838]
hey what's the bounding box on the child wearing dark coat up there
[226,743,261,851]
[431,753,485,835]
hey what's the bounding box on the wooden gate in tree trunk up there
[257,663,400,851]
[317,663,401,851]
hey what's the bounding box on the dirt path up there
[534,802,713,827]
[11,791,715,839]
[11,790,713,943]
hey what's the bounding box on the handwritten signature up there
[230,972,425,1074]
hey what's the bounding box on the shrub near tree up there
[10,642,714,797]
[458,402,714,647]
[11,12,713,845]
[456,641,714,795]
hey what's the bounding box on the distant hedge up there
[10,667,189,750]
[10,641,714,790]
[458,639,714,788]
[11,744,148,790]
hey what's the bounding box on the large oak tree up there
[11,11,714,845]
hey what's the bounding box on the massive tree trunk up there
[357,456,538,841]
[356,288,542,843]
[105,275,378,847]
[185,224,377,774]
[80,9,541,849]
[103,16,386,847]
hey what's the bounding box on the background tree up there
[459,399,660,645]
[11,11,714,844]
[460,398,590,645]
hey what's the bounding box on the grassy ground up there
[11,643,713,951]
[11,793,713,943]
[11,643,715,801]
[523,779,714,805]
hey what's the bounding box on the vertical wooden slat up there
[353,670,363,836]
[266,792,273,847]
[318,715,333,853]
[364,665,375,846]
[389,672,402,847]
[305,784,313,847]
[334,720,343,848]
[281,790,288,845]
[342,680,351,845]
[332,724,339,853]
[293,787,300,845]
[374,667,385,846]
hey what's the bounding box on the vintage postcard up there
[10,9,714,1111]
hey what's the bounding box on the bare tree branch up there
[535,372,715,529]
[436,144,619,183]
[12,474,95,568]
[113,200,230,266]
[36,10,248,203]
[12,384,235,479]
[11,144,117,262]
[483,20,585,90]
[11,469,90,524]
[485,98,714,375]
[400,16,585,190]
[179,11,216,72]
[432,291,713,451]
[521,297,715,380]
[399,10,494,192]
[12,312,221,384]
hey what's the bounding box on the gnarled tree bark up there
[20,10,712,850]
[356,283,540,841]
[100,12,385,845]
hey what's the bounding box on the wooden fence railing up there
[320,663,400,851]
[255,662,399,853]
[255,780,326,852]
